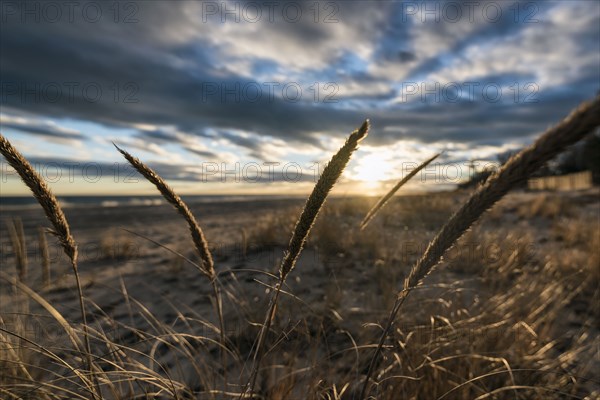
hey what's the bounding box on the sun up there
[352,152,395,188]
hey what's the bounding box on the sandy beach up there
[1,189,598,398]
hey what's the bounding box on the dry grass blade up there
[114,144,215,279]
[280,119,370,279]
[0,271,84,354]
[360,152,441,230]
[360,95,600,399]
[0,326,92,400]
[0,271,96,397]
[13,217,28,279]
[114,144,227,387]
[38,227,51,287]
[0,135,76,261]
[6,219,25,282]
[122,228,201,272]
[242,119,370,398]
[0,133,98,399]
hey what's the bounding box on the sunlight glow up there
[352,152,396,185]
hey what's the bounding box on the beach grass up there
[0,97,599,399]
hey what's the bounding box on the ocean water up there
[0,194,296,210]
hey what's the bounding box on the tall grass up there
[241,119,369,398]
[114,144,228,387]
[6,218,27,281]
[0,133,100,399]
[114,145,215,280]
[0,96,598,399]
[360,152,441,230]
[38,226,51,287]
[359,95,600,398]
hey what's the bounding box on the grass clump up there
[360,95,600,398]
[242,119,370,397]
[0,133,99,399]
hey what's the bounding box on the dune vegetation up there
[0,96,599,399]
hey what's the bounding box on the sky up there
[1,0,599,196]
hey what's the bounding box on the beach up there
[1,189,598,398]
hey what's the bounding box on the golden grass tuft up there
[242,119,370,397]
[115,144,215,279]
[280,119,369,280]
[359,95,600,398]
[0,133,99,399]
[360,152,441,230]
[115,143,230,389]
[0,136,77,262]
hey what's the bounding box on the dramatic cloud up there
[0,114,86,141]
[1,0,598,193]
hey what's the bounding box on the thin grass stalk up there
[0,325,93,400]
[38,227,51,287]
[360,152,441,230]
[114,144,215,277]
[241,120,370,398]
[0,324,38,391]
[0,133,99,399]
[359,95,600,399]
[14,217,28,280]
[0,271,84,357]
[114,144,227,387]
[6,220,24,282]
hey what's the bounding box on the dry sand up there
[1,189,598,397]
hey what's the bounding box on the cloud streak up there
[1,0,598,194]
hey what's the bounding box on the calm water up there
[0,194,298,210]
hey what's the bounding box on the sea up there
[0,194,298,210]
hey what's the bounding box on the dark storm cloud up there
[363,72,600,148]
[135,130,181,143]
[1,155,316,184]
[0,13,363,146]
[186,148,220,159]
[0,0,598,154]
[219,131,262,152]
[1,120,86,141]
[0,155,203,182]
[116,131,221,160]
